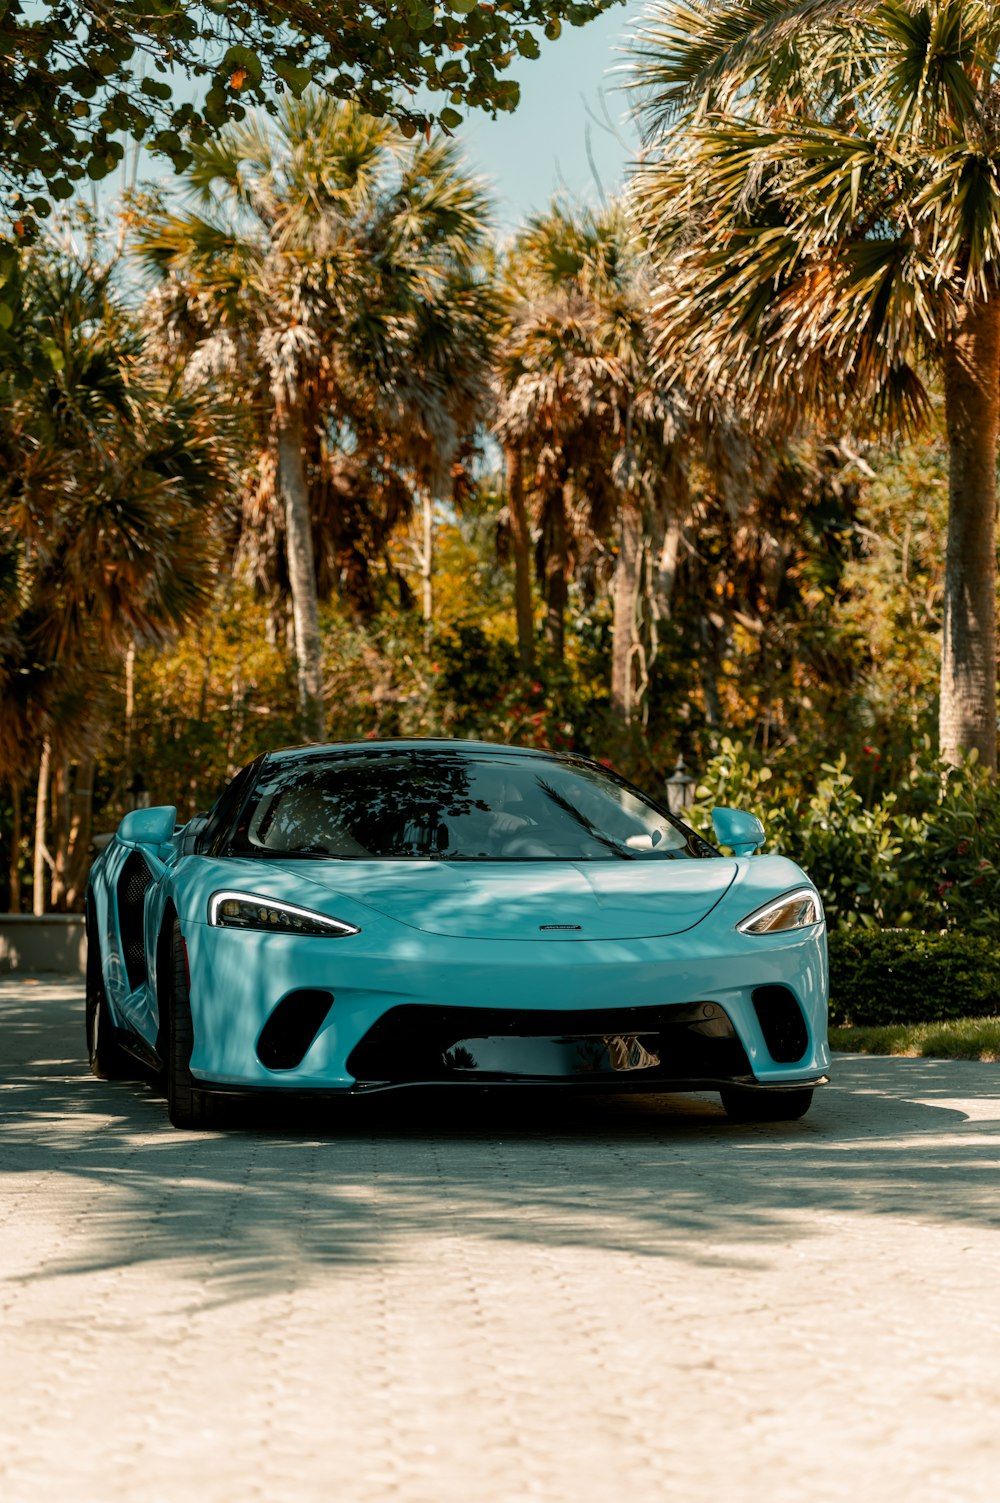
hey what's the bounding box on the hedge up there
[828,929,1000,1027]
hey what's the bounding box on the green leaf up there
[274,59,313,97]
[39,336,64,371]
[203,85,230,127]
[516,31,540,60]
[440,107,462,128]
[89,50,120,78]
[0,303,12,331]
[447,0,479,13]
[140,77,173,102]
[222,45,263,85]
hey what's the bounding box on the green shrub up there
[688,736,1000,934]
[828,928,1000,1026]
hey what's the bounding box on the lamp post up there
[665,754,695,816]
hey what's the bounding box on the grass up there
[829,1016,1000,1062]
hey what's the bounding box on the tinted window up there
[199,755,267,856]
[228,749,709,862]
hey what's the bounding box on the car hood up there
[290,858,739,940]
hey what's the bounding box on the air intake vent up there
[117,852,153,992]
[752,985,809,1063]
[257,990,334,1071]
[345,1001,752,1085]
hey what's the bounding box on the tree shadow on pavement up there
[3,977,999,1305]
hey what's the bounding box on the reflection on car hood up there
[290,858,739,940]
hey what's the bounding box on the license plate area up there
[442,1033,662,1078]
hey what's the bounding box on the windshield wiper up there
[243,846,344,860]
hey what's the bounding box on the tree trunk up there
[50,751,69,910]
[277,401,325,742]
[32,738,50,917]
[941,294,1000,771]
[124,637,136,786]
[611,501,643,724]
[226,664,245,774]
[505,446,535,673]
[421,493,434,651]
[64,755,96,911]
[542,481,569,662]
[656,512,683,621]
[9,780,22,914]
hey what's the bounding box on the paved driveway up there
[1,975,999,1503]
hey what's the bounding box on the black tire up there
[720,1086,814,1122]
[166,918,217,1129]
[86,900,132,1080]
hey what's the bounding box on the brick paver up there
[1,975,999,1503]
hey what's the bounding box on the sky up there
[451,1,647,232]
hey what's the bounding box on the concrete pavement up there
[2,975,999,1503]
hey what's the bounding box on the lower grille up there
[752,985,809,1063]
[346,1001,751,1085]
[257,990,335,1070]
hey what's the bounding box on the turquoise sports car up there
[85,740,830,1128]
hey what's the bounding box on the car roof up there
[265,738,567,764]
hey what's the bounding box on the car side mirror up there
[118,805,177,849]
[712,805,765,856]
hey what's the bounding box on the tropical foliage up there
[630,0,1000,769]
[689,736,1000,935]
[0,234,233,910]
[136,95,501,739]
[4,10,1000,944]
[496,202,687,709]
[1,171,990,922]
[0,0,622,229]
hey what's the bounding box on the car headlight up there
[208,891,360,937]
[737,887,823,935]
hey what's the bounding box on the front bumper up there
[181,916,830,1094]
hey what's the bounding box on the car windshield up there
[229,749,706,862]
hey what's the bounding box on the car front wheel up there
[720,1086,814,1122]
[86,901,131,1080]
[166,918,216,1130]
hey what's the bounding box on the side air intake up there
[117,852,153,992]
[751,985,809,1063]
[256,990,334,1071]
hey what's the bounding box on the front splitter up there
[193,1072,830,1100]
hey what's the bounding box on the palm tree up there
[496,206,624,671]
[631,0,1000,769]
[137,96,498,739]
[0,241,232,909]
[495,202,688,719]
